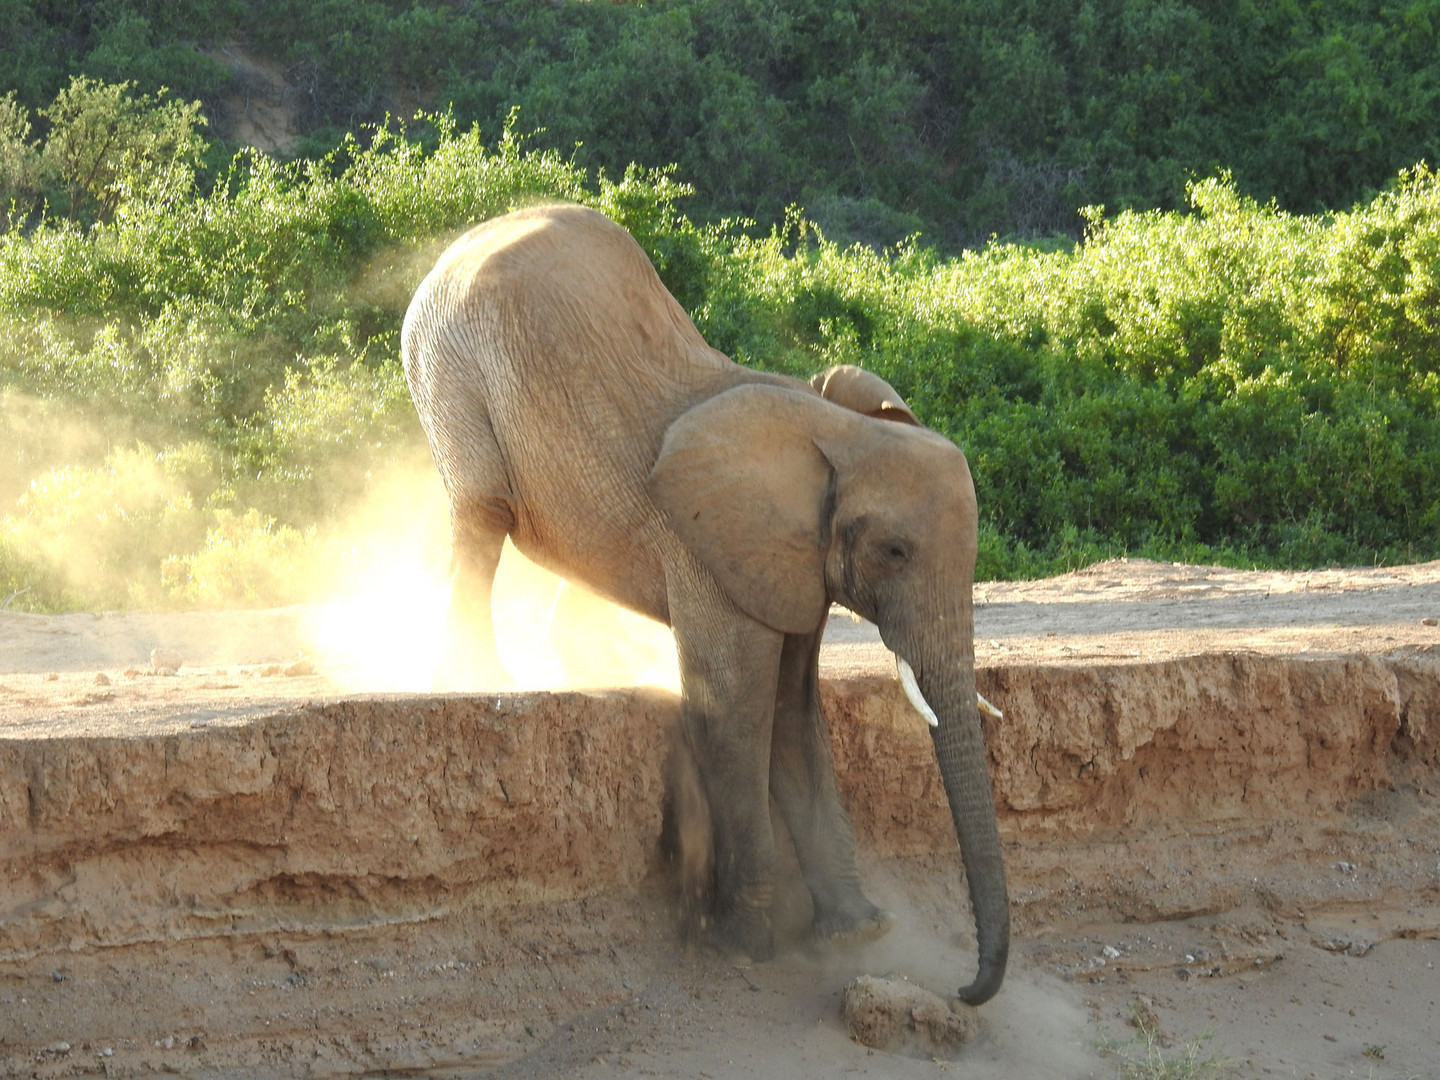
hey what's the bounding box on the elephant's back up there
[412,204,724,381]
[401,204,736,619]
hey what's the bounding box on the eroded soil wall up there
[2,651,1436,959]
[2,690,678,958]
[834,650,1438,848]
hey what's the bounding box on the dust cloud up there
[842,873,1103,1077]
[305,458,680,694]
[0,389,200,609]
[0,391,122,510]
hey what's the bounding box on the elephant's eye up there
[880,539,911,567]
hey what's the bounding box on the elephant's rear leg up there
[769,630,894,943]
[436,491,514,690]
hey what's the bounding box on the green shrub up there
[680,168,1440,570]
[1,86,1438,611]
[166,509,316,607]
[6,1,1440,249]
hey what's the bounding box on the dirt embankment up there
[1,559,1439,1079]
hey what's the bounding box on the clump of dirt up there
[841,974,979,1056]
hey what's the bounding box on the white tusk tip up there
[895,655,940,727]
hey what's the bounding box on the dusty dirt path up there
[2,559,1439,1079]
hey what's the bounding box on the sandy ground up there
[2,558,1439,1079]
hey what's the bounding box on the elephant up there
[401,203,1009,1005]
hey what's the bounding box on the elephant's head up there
[648,381,1009,1005]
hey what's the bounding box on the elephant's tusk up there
[895,655,1004,724]
[895,655,940,727]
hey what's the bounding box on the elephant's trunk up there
[911,654,1010,1006]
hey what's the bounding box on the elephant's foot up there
[696,905,775,964]
[811,900,896,945]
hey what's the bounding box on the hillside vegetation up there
[1,84,1437,610]
[3,1,1439,247]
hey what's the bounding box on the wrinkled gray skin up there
[401,204,1009,1004]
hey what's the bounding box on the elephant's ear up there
[810,364,920,426]
[648,384,839,634]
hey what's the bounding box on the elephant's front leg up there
[770,630,894,943]
[669,569,786,961]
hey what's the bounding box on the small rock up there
[842,975,980,1058]
[1317,937,1373,957]
[1423,617,1438,626]
[40,1041,71,1055]
[1102,944,1122,960]
[1336,861,1356,874]
[150,648,184,675]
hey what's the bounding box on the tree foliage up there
[1,77,207,227]
[2,1,1439,245]
[0,92,40,231]
[1,97,1437,609]
[40,76,208,222]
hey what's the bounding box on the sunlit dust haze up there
[305,460,680,694]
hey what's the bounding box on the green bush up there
[1,86,1438,612]
[677,168,1440,569]
[7,1,1440,249]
